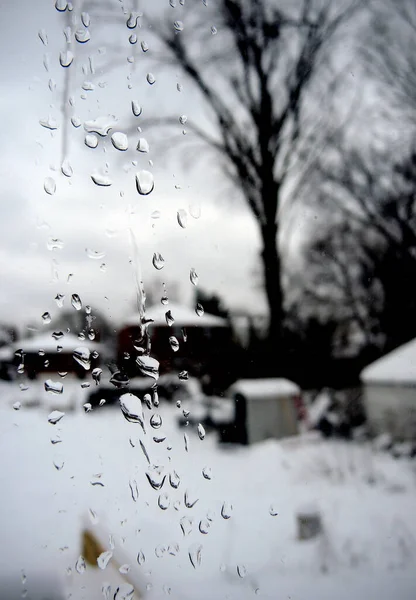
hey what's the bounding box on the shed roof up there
[227,378,300,399]
[361,338,416,385]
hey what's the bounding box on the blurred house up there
[361,338,416,440]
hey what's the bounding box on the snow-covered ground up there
[1,380,416,600]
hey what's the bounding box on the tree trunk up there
[260,222,284,373]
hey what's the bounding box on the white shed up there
[361,338,416,440]
[226,378,301,444]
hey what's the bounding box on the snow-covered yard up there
[0,380,416,600]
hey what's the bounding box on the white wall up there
[364,383,416,440]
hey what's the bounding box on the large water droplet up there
[165,310,174,327]
[180,516,193,536]
[150,413,162,429]
[40,115,58,130]
[85,134,98,148]
[82,81,95,91]
[188,544,202,569]
[202,466,212,480]
[81,11,90,26]
[195,303,204,317]
[129,478,139,502]
[126,12,140,28]
[75,555,86,574]
[199,519,210,534]
[91,173,112,186]
[75,29,90,43]
[145,468,166,491]
[119,393,144,429]
[141,40,149,52]
[136,355,159,380]
[52,331,64,340]
[131,101,142,117]
[97,551,113,570]
[48,409,65,424]
[61,160,73,177]
[71,294,82,310]
[42,312,52,324]
[169,337,179,352]
[13,401,21,411]
[92,367,102,385]
[184,489,199,508]
[111,132,128,151]
[83,402,92,412]
[179,115,187,125]
[152,252,164,270]
[169,470,180,489]
[177,209,187,228]
[84,116,117,137]
[158,493,170,510]
[221,502,233,519]
[59,50,74,67]
[197,423,206,440]
[71,116,81,128]
[45,380,63,395]
[137,550,145,566]
[237,565,247,578]
[136,138,149,153]
[135,170,154,195]
[174,21,184,32]
[73,347,91,370]
[146,73,156,85]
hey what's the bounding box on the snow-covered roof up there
[0,332,104,359]
[123,302,227,328]
[361,338,416,385]
[227,378,300,399]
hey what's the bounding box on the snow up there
[123,302,227,328]
[0,379,416,600]
[227,378,300,399]
[361,337,416,385]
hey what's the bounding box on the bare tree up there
[138,0,364,357]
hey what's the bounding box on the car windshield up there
[1,1,416,599]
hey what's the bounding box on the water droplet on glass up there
[102,583,111,600]
[111,132,128,151]
[71,116,81,128]
[75,555,86,574]
[61,160,73,177]
[161,295,169,306]
[99,398,106,407]
[71,294,82,310]
[136,138,149,153]
[269,504,279,517]
[91,173,112,186]
[59,50,74,67]
[158,493,170,510]
[129,33,137,44]
[119,564,130,574]
[119,393,145,429]
[146,73,156,85]
[180,516,193,536]
[199,519,210,534]
[135,170,154,195]
[45,380,64,395]
[177,83,183,92]
[52,331,64,340]
[126,12,140,29]
[73,347,91,370]
[137,550,145,566]
[188,543,202,568]
[197,423,206,440]
[100,263,107,272]
[177,209,187,228]
[169,470,180,489]
[42,312,52,324]
[145,467,166,491]
[237,565,247,578]
[152,389,160,407]
[75,29,90,43]
[83,402,92,412]
[139,440,150,464]
[174,21,184,32]
[84,116,117,137]
[85,134,98,148]
[179,115,187,125]
[136,355,159,380]
[54,457,65,470]
[48,78,56,92]
[141,40,149,52]
[86,248,105,260]
[150,413,162,429]
[155,545,166,558]
[47,238,64,251]
[92,367,102,385]
[97,551,113,570]
[44,176,57,195]
[169,337,179,352]
[48,410,65,424]
[82,81,95,91]
[131,101,142,117]
[183,432,189,452]
[182,327,188,342]
[221,502,233,519]
[110,371,130,389]
[89,508,98,524]
[152,252,164,270]
[184,489,199,508]
[142,393,151,411]
[13,401,21,411]
[195,303,204,317]
[202,466,212,480]
[129,478,139,502]
[211,26,217,35]
[81,11,90,27]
